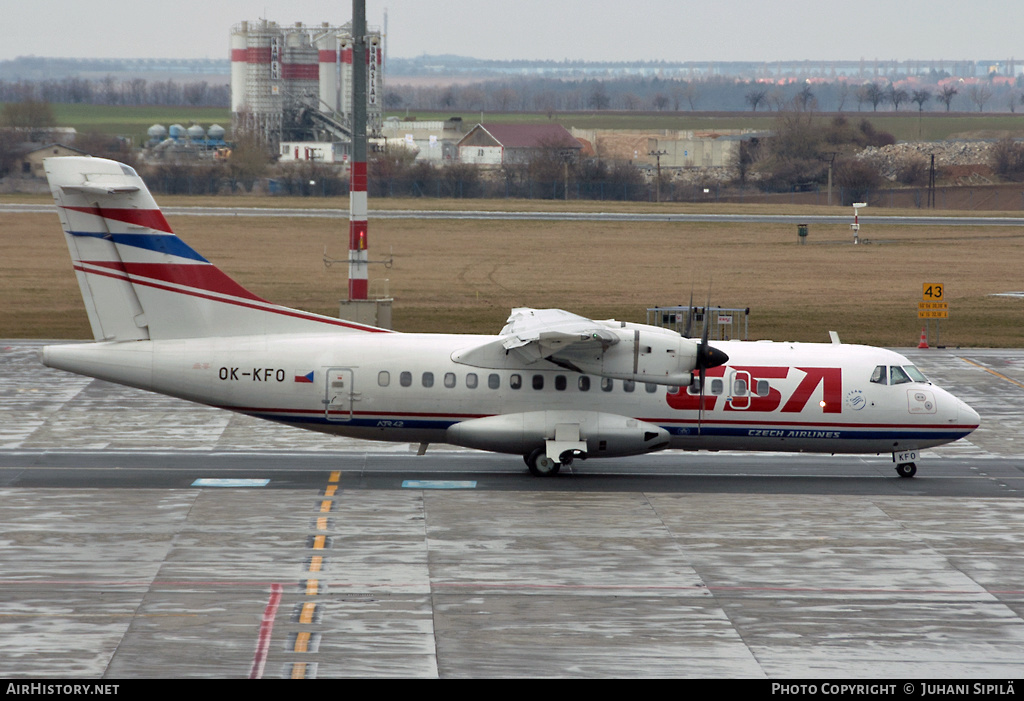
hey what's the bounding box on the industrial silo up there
[315,23,340,114]
[230,18,284,144]
[229,22,248,113]
[282,23,319,112]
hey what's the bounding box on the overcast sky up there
[2,0,1021,63]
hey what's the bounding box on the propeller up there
[690,292,729,435]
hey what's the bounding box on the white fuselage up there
[42,332,979,458]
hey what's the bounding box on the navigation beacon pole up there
[348,0,369,301]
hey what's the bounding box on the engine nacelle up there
[552,323,698,387]
[446,411,671,459]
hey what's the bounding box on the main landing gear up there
[525,448,560,476]
[895,462,917,478]
[524,448,587,477]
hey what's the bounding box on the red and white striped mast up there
[348,0,369,300]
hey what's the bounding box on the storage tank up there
[187,124,206,141]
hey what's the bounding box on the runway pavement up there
[5,201,1024,227]
[1,341,1023,678]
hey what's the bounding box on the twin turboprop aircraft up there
[41,156,980,477]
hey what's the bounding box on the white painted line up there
[192,478,270,487]
[402,480,477,489]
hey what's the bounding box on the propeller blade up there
[697,365,706,435]
[693,289,729,434]
[682,290,695,338]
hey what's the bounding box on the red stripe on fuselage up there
[63,206,173,234]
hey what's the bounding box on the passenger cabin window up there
[755,380,770,397]
[711,379,724,395]
[378,371,390,387]
[466,373,479,389]
[532,375,544,390]
[578,376,591,391]
[488,373,500,389]
[444,372,456,389]
[623,380,635,392]
[645,383,658,393]
[400,371,412,387]
[422,372,434,388]
[601,377,614,392]
[510,374,522,390]
[555,375,567,391]
[733,379,748,395]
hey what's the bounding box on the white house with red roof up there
[457,123,582,166]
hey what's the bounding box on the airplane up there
[41,156,980,478]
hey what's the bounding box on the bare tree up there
[835,82,849,112]
[888,84,909,111]
[683,82,701,111]
[968,84,992,112]
[938,84,958,111]
[1,98,56,141]
[587,83,610,110]
[911,89,932,112]
[745,87,768,112]
[859,83,885,111]
[794,84,816,111]
[621,92,643,110]
[493,86,518,111]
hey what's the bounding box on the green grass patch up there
[399,110,1024,142]
[48,104,231,143]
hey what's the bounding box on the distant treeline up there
[387,74,1024,114]
[5,65,1024,114]
[0,77,228,107]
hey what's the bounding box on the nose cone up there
[700,343,729,370]
[959,399,981,432]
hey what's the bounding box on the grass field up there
[13,103,1024,144]
[3,201,1021,347]
[49,104,231,144]
[398,110,1024,142]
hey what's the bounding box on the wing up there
[498,308,620,363]
[453,307,703,386]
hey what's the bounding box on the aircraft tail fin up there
[45,156,386,341]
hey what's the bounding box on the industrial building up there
[380,117,465,164]
[230,18,383,156]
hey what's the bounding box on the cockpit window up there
[871,364,927,385]
[904,365,928,382]
[890,366,911,385]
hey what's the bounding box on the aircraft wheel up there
[526,448,561,477]
[896,463,917,478]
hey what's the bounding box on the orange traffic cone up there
[917,327,929,349]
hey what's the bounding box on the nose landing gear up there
[895,462,917,478]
